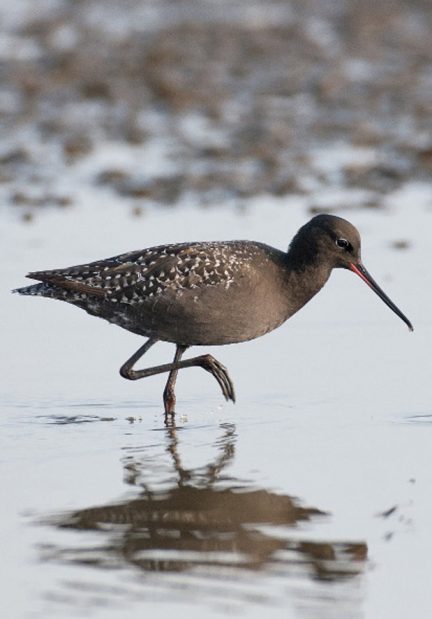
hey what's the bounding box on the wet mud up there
[2,0,432,218]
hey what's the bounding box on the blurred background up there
[2,0,432,220]
[2,2,432,619]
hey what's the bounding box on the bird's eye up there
[336,238,350,250]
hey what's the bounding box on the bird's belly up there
[132,283,289,346]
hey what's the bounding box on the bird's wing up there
[26,242,251,302]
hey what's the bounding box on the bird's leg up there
[119,337,158,378]
[163,345,188,415]
[120,340,235,405]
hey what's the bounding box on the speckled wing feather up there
[24,241,259,305]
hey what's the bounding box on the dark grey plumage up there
[14,214,412,414]
[15,239,312,346]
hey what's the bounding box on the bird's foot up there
[198,354,236,403]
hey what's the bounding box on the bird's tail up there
[12,282,64,298]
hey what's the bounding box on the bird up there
[13,214,413,415]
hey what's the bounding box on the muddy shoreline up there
[2,0,432,218]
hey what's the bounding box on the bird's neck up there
[283,255,333,317]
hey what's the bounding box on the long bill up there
[350,262,413,332]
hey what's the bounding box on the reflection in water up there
[50,424,366,585]
[37,414,116,424]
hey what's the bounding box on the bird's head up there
[289,214,413,331]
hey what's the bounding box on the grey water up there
[2,196,432,619]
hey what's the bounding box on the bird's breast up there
[135,264,291,346]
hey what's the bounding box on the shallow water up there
[2,191,432,618]
[2,2,432,615]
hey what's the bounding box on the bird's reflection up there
[52,422,367,583]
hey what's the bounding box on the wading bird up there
[14,214,413,414]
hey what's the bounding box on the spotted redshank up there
[13,214,413,414]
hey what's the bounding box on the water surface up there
[2,194,432,618]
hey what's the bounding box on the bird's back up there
[15,240,293,345]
